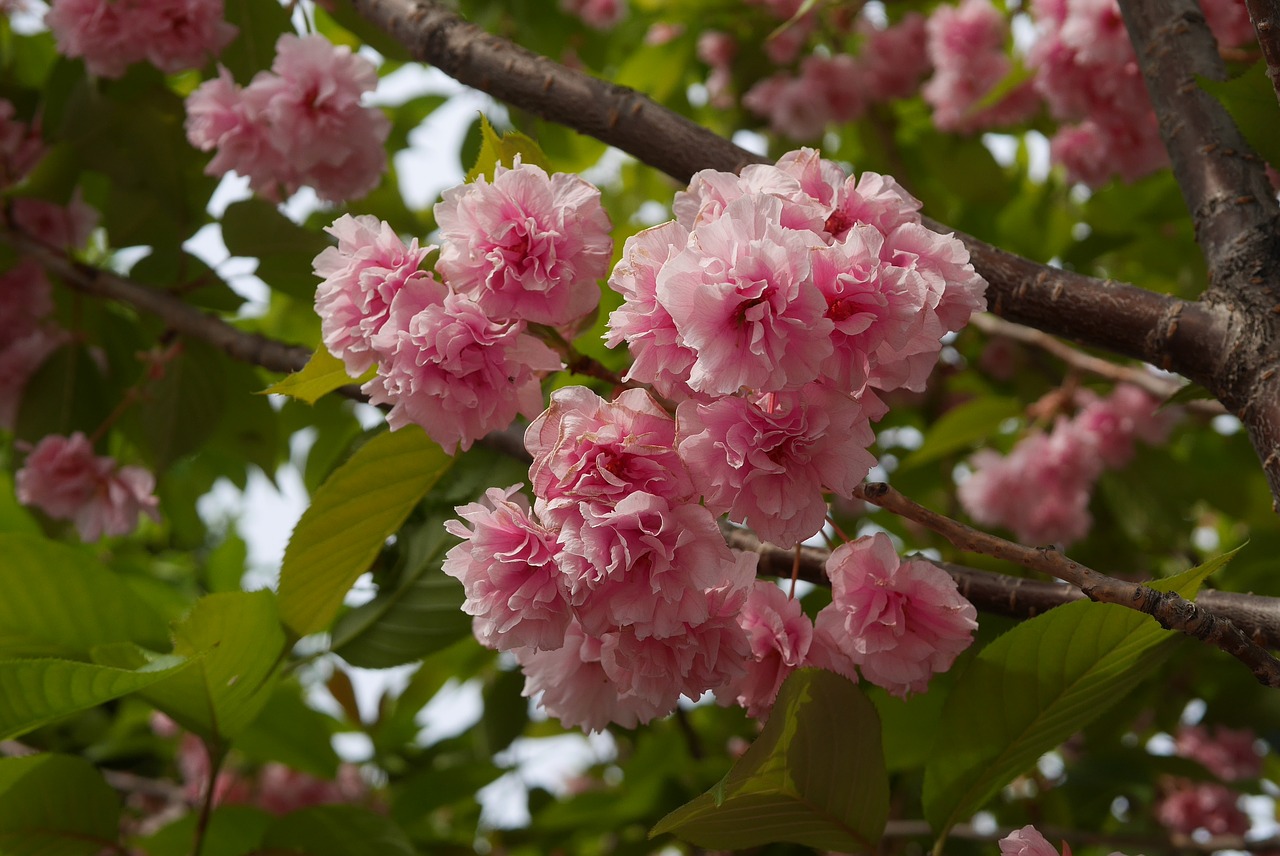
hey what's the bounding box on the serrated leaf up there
[922,550,1236,836]
[278,426,454,637]
[0,534,170,659]
[0,655,192,742]
[901,397,1023,470]
[221,198,333,300]
[651,669,888,852]
[466,114,554,183]
[1200,62,1280,171]
[0,754,119,855]
[331,568,471,669]
[115,591,285,744]
[262,346,363,405]
[260,804,416,856]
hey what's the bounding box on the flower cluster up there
[185,34,389,204]
[560,0,626,30]
[959,383,1179,545]
[15,432,159,541]
[1154,723,1260,837]
[313,160,611,452]
[0,260,68,430]
[0,100,43,189]
[46,0,236,79]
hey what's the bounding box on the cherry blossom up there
[1156,780,1250,836]
[1174,724,1263,782]
[11,189,99,250]
[815,533,977,698]
[443,486,571,652]
[0,100,43,188]
[560,0,626,29]
[721,581,814,717]
[999,826,1075,856]
[434,160,612,333]
[15,432,160,541]
[364,286,561,452]
[46,0,235,78]
[313,214,438,377]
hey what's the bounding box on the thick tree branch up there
[1246,0,1280,108]
[726,528,1280,649]
[1120,0,1280,288]
[851,482,1280,687]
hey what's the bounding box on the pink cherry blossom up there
[12,189,99,250]
[15,432,160,541]
[656,193,833,394]
[515,620,674,733]
[434,161,612,333]
[0,100,43,188]
[676,383,876,547]
[1156,780,1250,836]
[364,286,562,453]
[999,826,1073,856]
[46,0,235,78]
[1174,724,1263,782]
[605,220,701,399]
[720,581,814,717]
[186,35,389,203]
[254,763,370,815]
[815,533,977,698]
[525,385,694,526]
[443,485,571,651]
[556,494,736,640]
[1073,383,1177,467]
[856,15,933,103]
[560,0,626,29]
[313,214,438,377]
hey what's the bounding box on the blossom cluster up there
[45,0,236,79]
[15,432,159,541]
[185,34,389,204]
[1155,723,1260,837]
[312,160,611,452]
[959,383,1178,545]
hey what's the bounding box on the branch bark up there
[1246,0,1280,108]
[850,482,1280,687]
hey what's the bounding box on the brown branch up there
[725,528,1280,649]
[969,314,1227,415]
[850,482,1280,688]
[1119,0,1280,290]
[1247,0,1280,106]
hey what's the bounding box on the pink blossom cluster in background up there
[560,0,627,30]
[0,260,67,431]
[15,432,159,541]
[958,383,1179,545]
[45,0,236,78]
[185,34,390,204]
[0,100,43,189]
[313,160,611,451]
[1154,723,1260,837]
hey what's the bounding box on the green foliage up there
[0,754,119,855]
[263,346,362,405]
[466,114,554,182]
[652,669,888,851]
[1199,62,1280,172]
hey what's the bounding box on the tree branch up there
[725,527,1280,649]
[851,482,1280,688]
[1246,0,1280,108]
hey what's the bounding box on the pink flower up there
[560,0,626,29]
[443,486,571,652]
[434,161,612,333]
[46,0,235,78]
[15,433,160,541]
[1156,780,1250,836]
[0,258,54,342]
[1174,724,1263,782]
[364,286,562,453]
[1073,383,1177,467]
[525,386,694,526]
[814,533,977,698]
[656,193,833,394]
[676,383,877,548]
[255,763,369,815]
[856,15,933,103]
[186,35,389,203]
[12,189,99,250]
[313,214,438,377]
[720,581,814,717]
[0,100,43,188]
[999,826,1072,856]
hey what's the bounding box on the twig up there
[723,527,1280,649]
[1246,0,1280,108]
[969,314,1226,415]
[850,482,1280,688]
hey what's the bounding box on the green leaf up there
[0,475,43,536]
[120,591,286,744]
[1199,62,1280,171]
[0,754,119,855]
[651,669,888,852]
[278,426,454,637]
[14,344,111,445]
[466,114,554,183]
[0,655,192,742]
[922,550,1236,836]
[262,346,360,405]
[139,805,271,856]
[220,0,293,84]
[125,339,228,470]
[901,397,1023,470]
[235,683,342,778]
[480,666,529,755]
[260,805,416,856]
[221,198,333,301]
[0,534,169,658]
